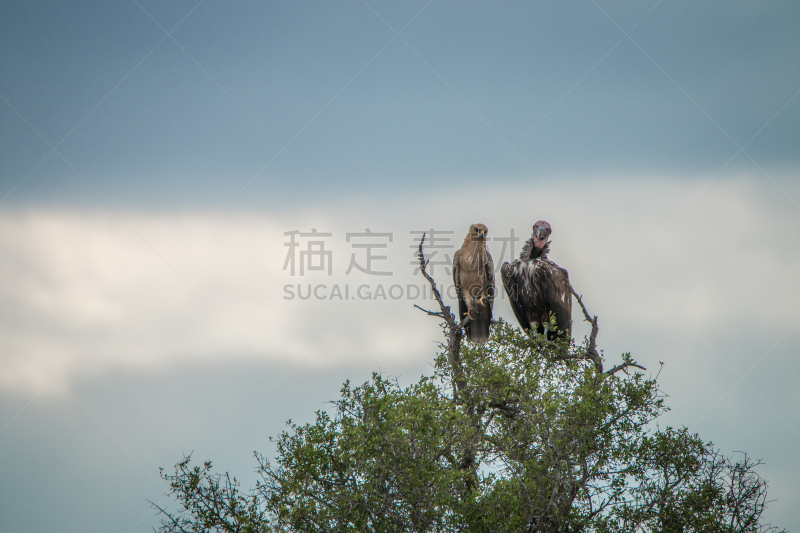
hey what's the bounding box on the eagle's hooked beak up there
[479,229,486,238]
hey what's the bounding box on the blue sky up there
[1,1,799,532]
[3,0,798,208]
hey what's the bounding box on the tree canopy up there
[154,241,784,533]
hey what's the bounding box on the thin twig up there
[604,362,647,376]
[414,304,444,317]
[417,234,455,327]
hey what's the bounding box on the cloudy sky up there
[1,1,799,531]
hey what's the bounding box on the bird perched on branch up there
[501,220,572,340]
[453,223,495,343]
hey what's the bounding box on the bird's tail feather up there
[467,318,491,344]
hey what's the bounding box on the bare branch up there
[414,304,444,317]
[605,362,647,376]
[417,233,466,399]
[570,285,603,373]
[417,233,456,329]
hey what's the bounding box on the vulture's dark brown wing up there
[536,259,572,337]
[501,261,531,332]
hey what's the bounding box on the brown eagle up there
[501,221,572,340]
[453,223,495,343]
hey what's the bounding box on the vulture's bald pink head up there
[532,220,551,249]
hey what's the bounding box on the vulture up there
[453,223,495,343]
[501,221,572,340]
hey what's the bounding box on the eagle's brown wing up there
[465,247,493,343]
[452,248,468,323]
[485,250,495,322]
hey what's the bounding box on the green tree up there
[154,239,784,533]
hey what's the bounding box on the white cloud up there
[1,175,798,395]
